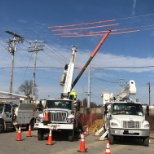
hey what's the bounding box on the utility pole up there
[28,40,44,100]
[147,82,151,106]
[87,65,91,108]
[5,31,24,94]
[85,65,91,108]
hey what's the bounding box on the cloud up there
[1,40,154,73]
[131,0,137,16]
[1,40,154,103]
[91,53,154,72]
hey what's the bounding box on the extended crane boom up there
[71,30,111,90]
[60,46,77,98]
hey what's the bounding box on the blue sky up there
[0,0,154,105]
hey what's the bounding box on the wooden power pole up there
[28,40,44,100]
[5,31,24,94]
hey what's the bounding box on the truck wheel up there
[68,130,74,142]
[143,137,149,146]
[38,129,44,140]
[108,131,114,144]
[0,123,4,133]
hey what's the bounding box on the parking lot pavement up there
[0,130,154,154]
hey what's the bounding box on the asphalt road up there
[0,129,154,154]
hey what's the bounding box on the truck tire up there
[108,131,114,144]
[143,137,149,146]
[38,129,44,140]
[68,130,74,142]
[0,123,4,133]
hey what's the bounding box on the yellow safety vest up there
[69,91,77,99]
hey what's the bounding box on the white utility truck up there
[98,80,150,146]
[34,30,111,141]
[0,92,39,133]
[34,46,81,141]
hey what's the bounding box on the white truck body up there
[104,101,150,146]
[0,100,39,132]
[34,47,82,141]
[98,80,150,146]
[34,98,80,141]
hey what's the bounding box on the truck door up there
[104,103,111,129]
[4,104,12,122]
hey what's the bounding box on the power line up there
[1,64,154,70]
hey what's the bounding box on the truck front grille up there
[123,121,141,128]
[49,111,67,123]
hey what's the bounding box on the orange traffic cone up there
[85,127,89,136]
[78,133,87,152]
[44,108,49,121]
[16,126,22,141]
[46,128,53,145]
[27,124,32,137]
[105,140,111,154]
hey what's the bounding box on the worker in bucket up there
[69,89,77,100]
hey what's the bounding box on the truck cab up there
[0,102,14,132]
[105,101,150,146]
[34,98,81,141]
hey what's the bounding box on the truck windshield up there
[46,100,72,110]
[0,104,4,113]
[112,103,144,116]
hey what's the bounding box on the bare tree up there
[18,80,38,97]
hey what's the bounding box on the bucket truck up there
[34,30,111,141]
[0,91,39,133]
[97,80,150,146]
[34,46,79,141]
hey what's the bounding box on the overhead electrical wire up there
[58,30,140,38]
[43,47,68,65]
[48,13,154,39]
[45,45,69,63]
[48,19,116,28]
[51,23,119,32]
[1,65,154,70]
[20,52,33,83]
[116,13,154,21]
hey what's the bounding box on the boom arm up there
[60,46,77,98]
[71,30,111,90]
[116,80,136,101]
